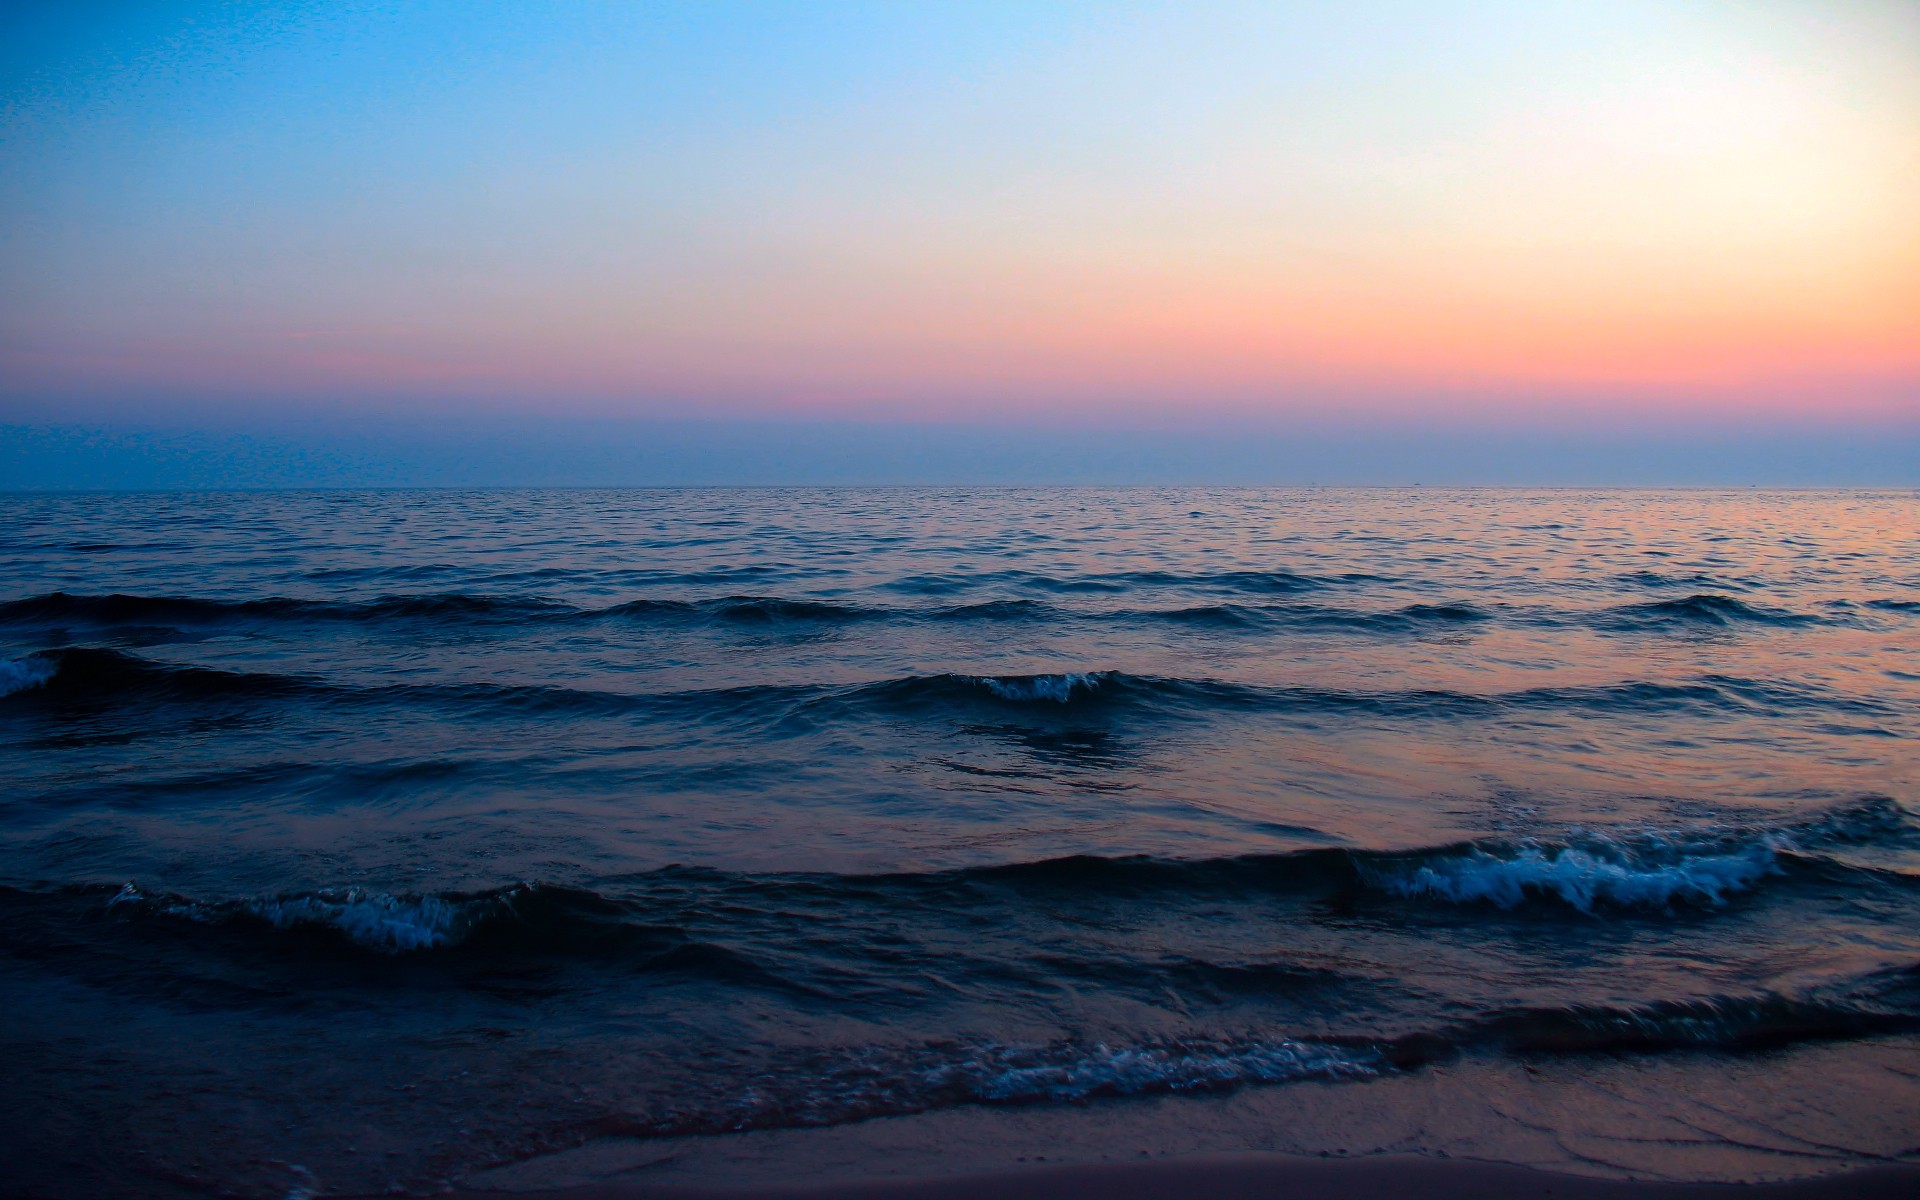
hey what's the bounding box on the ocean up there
[2,486,1917,1198]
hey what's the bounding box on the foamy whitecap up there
[976,672,1104,702]
[1368,837,1780,912]
[247,891,487,952]
[947,1037,1378,1103]
[103,882,526,952]
[0,655,57,698]
[678,1034,1383,1136]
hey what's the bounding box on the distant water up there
[2,487,1917,1196]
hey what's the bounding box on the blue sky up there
[3,2,1915,486]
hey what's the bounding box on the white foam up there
[939,1038,1378,1103]
[247,891,479,952]
[1371,837,1779,912]
[0,655,56,698]
[978,672,1103,702]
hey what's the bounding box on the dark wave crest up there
[7,646,322,703]
[1597,593,1821,630]
[600,596,883,624]
[838,669,1883,722]
[93,882,794,994]
[3,587,1468,635]
[1477,994,1919,1055]
[887,569,1372,597]
[1866,598,1920,613]
[1129,601,1489,632]
[0,590,574,626]
[11,588,1894,647]
[5,650,1891,729]
[46,796,1909,964]
[964,795,1910,915]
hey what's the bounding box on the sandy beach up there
[441,1153,1920,1200]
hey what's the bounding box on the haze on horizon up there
[2,1,1916,487]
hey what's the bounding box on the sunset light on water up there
[2,6,1916,1199]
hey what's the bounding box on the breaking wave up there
[974,672,1108,702]
[13,645,1881,729]
[0,654,58,698]
[950,1037,1381,1103]
[71,797,1912,968]
[109,882,519,952]
[568,985,1920,1140]
[613,1034,1387,1137]
[1363,838,1779,912]
[1358,797,1910,913]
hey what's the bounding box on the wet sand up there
[441,1154,1920,1200]
[435,1041,1920,1200]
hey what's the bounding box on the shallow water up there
[1,487,1916,1197]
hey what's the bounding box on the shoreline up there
[437,1153,1920,1200]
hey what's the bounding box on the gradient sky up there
[2,2,1917,484]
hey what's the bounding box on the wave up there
[576,965,1920,1138]
[952,1036,1378,1102]
[1595,593,1820,630]
[974,672,1108,702]
[1360,795,1911,914]
[0,647,803,718]
[847,669,1881,721]
[592,596,878,625]
[100,881,781,982]
[884,569,1373,598]
[925,598,1056,621]
[827,670,1879,724]
[1360,838,1778,912]
[0,589,885,630]
[1614,570,1747,591]
[0,590,878,630]
[229,889,485,952]
[24,872,1920,1144]
[7,588,1454,634]
[6,650,1888,733]
[565,986,1920,1139]
[1477,994,1918,1054]
[0,654,58,698]
[13,589,1891,645]
[950,799,1908,915]
[848,671,1273,716]
[2,647,323,705]
[1128,601,1490,632]
[985,796,1911,915]
[0,590,1083,632]
[108,881,520,952]
[1034,569,1350,595]
[63,798,1910,967]
[0,590,573,626]
[623,1034,1385,1137]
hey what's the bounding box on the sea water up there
[2,487,1916,1195]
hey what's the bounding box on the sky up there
[2,1,1916,486]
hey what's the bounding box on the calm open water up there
[2,487,1917,1197]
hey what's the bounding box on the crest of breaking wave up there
[0,654,57,698]
[1366,839,1776,911]
[635,1035,1384,1137]
[1359,796,1911,913]
[109,882,522,952]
